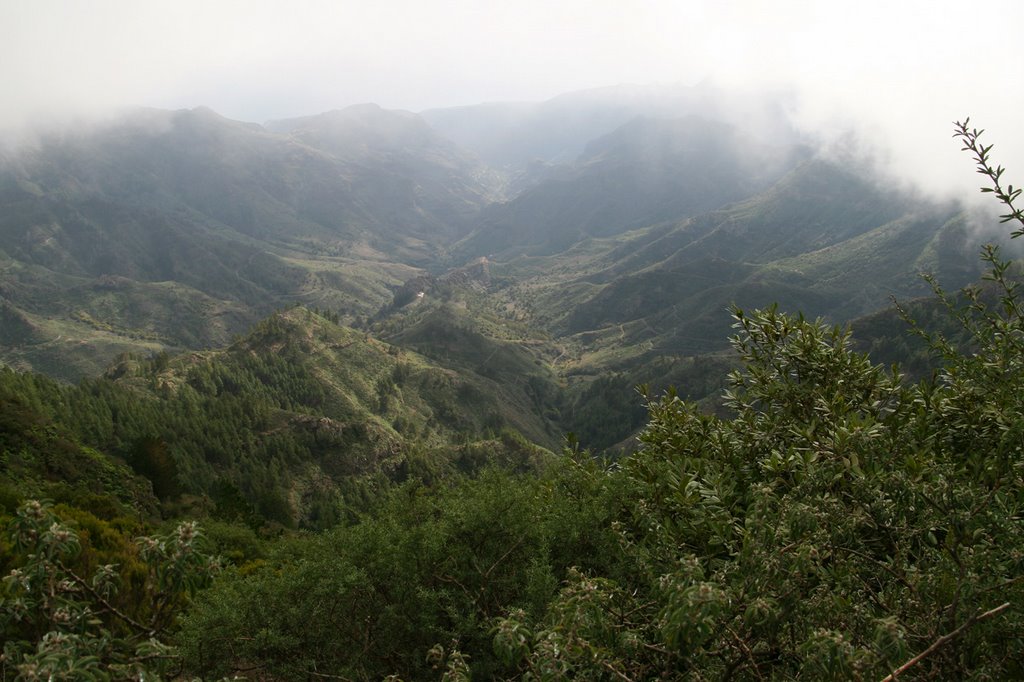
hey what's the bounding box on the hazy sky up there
[3,0,1023,196]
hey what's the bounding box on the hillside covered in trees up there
[1,121,1022,679]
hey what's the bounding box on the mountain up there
[0,85,1000,454]
[266,103,502,239]
[1,306,556,528]
[422,82,798,168]
[3,105,495,251]
[447,152,984,454]
[455,115,807,257]
[493,158,977,358]
[0,105,498,378]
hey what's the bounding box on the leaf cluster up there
[1,500,219,681]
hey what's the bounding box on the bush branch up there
[880,602,1010,681]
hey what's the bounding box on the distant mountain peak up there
[267,103,420,134]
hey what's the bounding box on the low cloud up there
[2,0,1022,206]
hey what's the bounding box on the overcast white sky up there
[3,0,1023,196]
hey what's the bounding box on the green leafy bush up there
[1,500,219,680]
[177,462,623,680]
[489,122,1024,679]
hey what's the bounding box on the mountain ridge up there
[0,87,1001,456]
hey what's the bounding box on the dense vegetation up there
[178,274,1024,678]
[2,122,1022,680]
[1,501,219,679]
[0,306,555,531]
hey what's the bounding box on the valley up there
[5,0,1024,675]
[0,84,1002,530]
[2,83,1022,682]
[0,85,990,450]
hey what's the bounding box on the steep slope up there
[125,306,558,525]
[267,103,501,241]
[493,157,972,346]
[3,106,495,254]
[456,115,806,257]
[456,155,985,454]
[0,105,498,377]
[2,306,556,529]
[0,89,997,465]
[371,258,565,447]
[0,368,161,516]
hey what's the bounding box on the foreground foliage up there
[495,304,1021,679]
[2,123,1021,680]
[0,501,219,680]
[174,123,1024,680]
[485,121,1024,680]
[177,464,623,680]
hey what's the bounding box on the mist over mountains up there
[6,1,1024,675]
[0,83,990,456]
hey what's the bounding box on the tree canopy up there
[3,121,1023,680]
